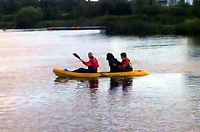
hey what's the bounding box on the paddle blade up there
[73,53,81,60]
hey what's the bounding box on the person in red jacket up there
[73,52,99,73]
[117,52,133,72]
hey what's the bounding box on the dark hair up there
[106,53,114,60]
[120,52,127,58]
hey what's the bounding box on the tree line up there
[1,0,200,36]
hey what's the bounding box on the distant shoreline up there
[2,15,200,36]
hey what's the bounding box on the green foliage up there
[153,14,183,25]
[0,0,200,36]
[131,0,157,13]
[175,19,200,35]
[1,14,16,22]
[16,6,43,28]
[37,20,66,28]
[102,15,156,36]
[157,25,175,35]
[167,6,188,18]
[139,5,163,16]
[39,0,62,20]
[0,22,15,29]
[191,0,200,18]
[99,0,131,15]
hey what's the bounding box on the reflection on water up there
[55,76,134,96]
[0,31,200,132]
[55,77,99,93]
[109,77,133,91]
[88,79,99,93]
[55,77,133,93]
[54,77,69,84]
[187,37,200,58]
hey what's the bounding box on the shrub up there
[16,6,43,28]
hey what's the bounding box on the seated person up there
[73,52,99,73]
[117,52,133,72]
[106,53,121,72]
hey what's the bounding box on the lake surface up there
[0,30,199,132]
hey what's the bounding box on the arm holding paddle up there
[72,52,99,73]
[73,53,96,66]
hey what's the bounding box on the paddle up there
[73,53,84,62]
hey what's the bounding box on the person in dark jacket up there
[106,53,121,72]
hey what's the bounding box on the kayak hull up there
[53,68,150,78]
[53,68,101,78]
[101,70,150,77]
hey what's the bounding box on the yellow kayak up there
[53,68,150,78]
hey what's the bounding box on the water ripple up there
[0,31,200,132]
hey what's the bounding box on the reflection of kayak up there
[53,68,150,78]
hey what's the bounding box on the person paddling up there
[73,52,99,73]
[117,52,133,72]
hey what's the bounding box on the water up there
[0,30,199,132]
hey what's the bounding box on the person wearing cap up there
[117,52,133,72]
[73,52,99,73]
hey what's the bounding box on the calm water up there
[0,30,199,132]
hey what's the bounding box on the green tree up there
[0,0,21,14]
[39,0,62,20]
[131,0,157,14]
[191,0,200,17]
[99,0,131,15]
[16,6,43,28]
[99,0,116,15]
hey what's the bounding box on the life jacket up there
[118,58,133,71]
[83,57,99,71]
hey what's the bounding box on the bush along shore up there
[0,0,200,36]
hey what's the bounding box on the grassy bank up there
[1,14,200,37]
[38,15,200,36]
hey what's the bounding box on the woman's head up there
[106,53,114,60]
